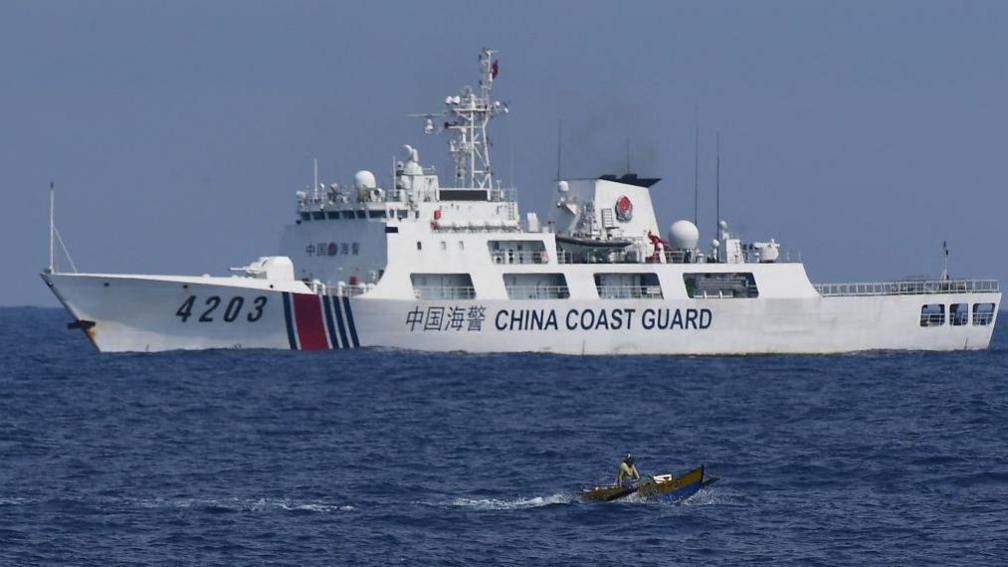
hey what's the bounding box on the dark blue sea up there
[1,307,1006,565]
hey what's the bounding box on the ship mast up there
[422,49,507,189]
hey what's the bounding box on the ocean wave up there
[132,496,353,513]
[681,487,727,506]
[447,493,575,510]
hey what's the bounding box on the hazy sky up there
[3,1,1006,306]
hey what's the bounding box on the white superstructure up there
[42,50,1001,354]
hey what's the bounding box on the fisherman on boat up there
[617,454,641,487]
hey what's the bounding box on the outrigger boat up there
[580,465,716,503]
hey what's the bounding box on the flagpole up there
[48,181,55,274]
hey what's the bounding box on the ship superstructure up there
[42,50,1000,353]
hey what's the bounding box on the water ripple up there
[0,307,1005,565]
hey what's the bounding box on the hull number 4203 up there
[175,295,267,323]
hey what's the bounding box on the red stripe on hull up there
[292,294,329,350]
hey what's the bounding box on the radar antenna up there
[414,49,507,189]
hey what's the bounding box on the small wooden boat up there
[580,465,716,503]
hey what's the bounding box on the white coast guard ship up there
[42,50,1000,354]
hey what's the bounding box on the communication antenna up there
[693,106,699,227]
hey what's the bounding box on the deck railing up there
[556,251,640,265]
[323,278,998,299]
[595,285,664,299]
[490,251,549,265]
[412,286,477,300]
[814,279,999,297]
[555,249,801,265]
[505,285,571,300]
[312,281,370,297]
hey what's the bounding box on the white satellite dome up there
[402,145,424,175]
[669,220,700,250]
[354,170,377,190]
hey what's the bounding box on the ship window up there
[410,273,476,300]
[369,210,386,219]
[504,273,569,300]
[683,273,758,298]
[950,303,968,326]
[440,241,447,251]
[595,273,663,299]
[312,211,325,220]
[341,243,349,255]
[356,210,367,219]
[341,210,354,220]
[458,241,465,251]
[397,210,409,220]
[973,303,995,326]
[440,189,489,201]
[920,304,945,327]
[300,212,311,221]
[352,242,360,255]
[326,211,339,220]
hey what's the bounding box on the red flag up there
[491,60,499,79]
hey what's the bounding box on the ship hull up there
[43,273,298,352]
[43,273,1000,354]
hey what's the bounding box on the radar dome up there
[402,145,423,175]
[354,170,377,190]
[669,220,700,250]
